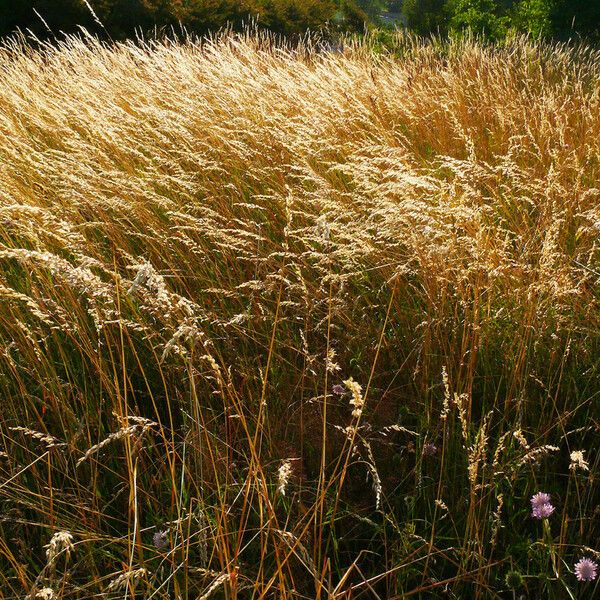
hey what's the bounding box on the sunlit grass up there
[0,29,598,598]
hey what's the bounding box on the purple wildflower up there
[530,492,551,509]
[532,503,555,519]
[574,558,598,582]
[332,384,344,396]
[530,492,555,519]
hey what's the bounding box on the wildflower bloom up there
[530,492,555,519]
[532,503,555,519]
[530,492,551,508]
[332,384,344,396]
[574,557,598,582]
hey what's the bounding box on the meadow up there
[0,30,598,598]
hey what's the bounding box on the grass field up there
[0,30,598,599]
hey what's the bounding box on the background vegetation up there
[0,0,362,39]
[404,0,600,40]
[0,1,599,41]
[0,30,598,598]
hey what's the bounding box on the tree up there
[336,1,370,31]
[98,0,155,36]
[448,0,509,40]
[355,0,389,21]
[251,0,338,35]
[403,0,449,35]
[0,0,360,40]
[510,0,553,37]
[177,0,252,34]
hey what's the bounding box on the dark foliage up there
[403,0,449,35]
[0,0,366,40]
[551,0,600,39]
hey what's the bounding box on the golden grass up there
[0,30,598,598]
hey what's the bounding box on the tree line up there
[0,0,368,39]
[403,0,600,41]
[0,1,598,41]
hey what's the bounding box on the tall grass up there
[0,30,598,598]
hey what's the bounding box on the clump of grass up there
[0,29,598,598]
